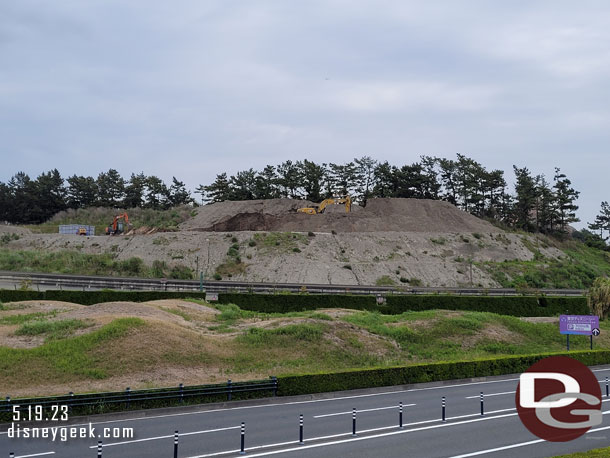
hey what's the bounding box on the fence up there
[0,377,278,419]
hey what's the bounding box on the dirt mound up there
[181,198,499,233]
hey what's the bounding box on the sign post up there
[560,315,600,351]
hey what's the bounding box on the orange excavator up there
[105,213,131,235]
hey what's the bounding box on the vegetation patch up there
[15,319,92,340]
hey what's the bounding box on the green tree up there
[254,165,280,199]
[198,173,231,203]
[96,169,125,207]
[123,173,147,208]
[512,166,538,231]
[300,160,325,202]
[167,177,192,206]
[145,176,169,209]
[67,175,97,209]
[589,277,610,319]
[354,156,377,205]
[553,168,579,232]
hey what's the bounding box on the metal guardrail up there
[0,378,278,414]
[0,270,586,297]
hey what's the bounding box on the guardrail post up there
[125,387,131,408]
[441,397,446,422]
[272,376,278,396]
[399,402,403,429]
[606,377,609,398]
[179,383,184,403]
[299,414,304,444]
[97,441,102,458]
[9,452,15,458]
[240,422,245,454]
[228,379,232,401]
[352,408,357,436]
[173,431,179,458]
[480,392,484,416]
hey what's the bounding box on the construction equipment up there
[77,227,87,236]
[105,213,131,235]
[297,196,352,214]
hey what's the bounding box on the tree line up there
[0,154,581,235]
[199,154,580,234]
[0,170,193,224]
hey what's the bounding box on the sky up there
[1,0,609,227]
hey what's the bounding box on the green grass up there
[554,447,610,457]
[0,248,193,279]
[236,323,327,346]
[0,311,57,325]
[0,318,145,384]
[376,275,396,286]
[15,319,92,340]
[252,232,308,253]
[159,307,193,322]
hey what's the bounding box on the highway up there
[3,368,610,458]
[0,270,586,297]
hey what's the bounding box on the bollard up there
[352,408,357,437]
[606,377,609,398]
[9,453,15,458]
[399,402,403,429]
[125,387,131,408]
[174,431,179,458]
[272,376,278,396]
[480,392,484,416]
[97,441,103,458]
[179,383,184,403]
[240,422,245,455]
[299,414,304,444]
[441,397,446,422]
[228,379,232,401]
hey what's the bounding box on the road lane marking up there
[87,425,240,448]
[447,412,610,457]
[188,413,520,458]
[465,391,514,399]
[14,453,55,458]
[313,404,416,418]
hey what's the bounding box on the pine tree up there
[553,168,580,232]
[198,173,231,203]
[512,166,538,231]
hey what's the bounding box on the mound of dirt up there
[180,198,499,233]
[0,225,31,235]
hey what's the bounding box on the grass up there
[554,448,610,457]
[159,307,193,322]
[0,318,145,385]
[0,248,193,279]
[375,275,396,286]
[15,319,92,340]
[252,232,308,253]
[0,311,58,325]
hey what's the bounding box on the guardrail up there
[0,270,586,296]
[0,378,278,417]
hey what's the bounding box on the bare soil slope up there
[181,198,499,233]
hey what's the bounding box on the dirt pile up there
[180,198,499,233]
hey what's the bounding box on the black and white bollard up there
[97,441,103,458]
[299,414,304,444]
[352,408,357,436]
[480,392,484,416]
[606,377,609,397]
[399,402,403,429]
[9,453,15,458]
[441,397,446,422]
[240,422,245,455]
[173,431,179,458]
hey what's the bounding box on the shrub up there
[375,276,395,286]
[589,277,610,319]
[248,240,257,247]
[231,237,238,243]
[343,265,352,270]
[399,277,408,283]
[308,231,315,237]
[292,247,301,253]
[213,273,222,280]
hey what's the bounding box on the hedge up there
[218,293,588,317]
[0,289,207,304]
[277,350,610,396]
[0,290,588,317]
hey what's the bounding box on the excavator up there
[105,213,131,235]
[297,196,352,215]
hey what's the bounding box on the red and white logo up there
[516,356,602,442]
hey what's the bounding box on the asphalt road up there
[3,368,610,458]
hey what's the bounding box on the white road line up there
[14,453,55,458]
[447,412,610,458]
[313,404,416,418]
[87,426,240,448]
[465,391,514,399]
[0,375,523,435]
[188,413,520,458]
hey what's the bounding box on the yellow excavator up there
[297,196,352,214]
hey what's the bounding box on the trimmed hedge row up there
[218,293,588,317]
[278,350,610,396]
[0,289,207,304]
[0,290,588,317]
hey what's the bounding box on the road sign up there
[560,315,600,336]
[205,293,219,302]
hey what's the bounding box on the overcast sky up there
[1,0,608,227]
